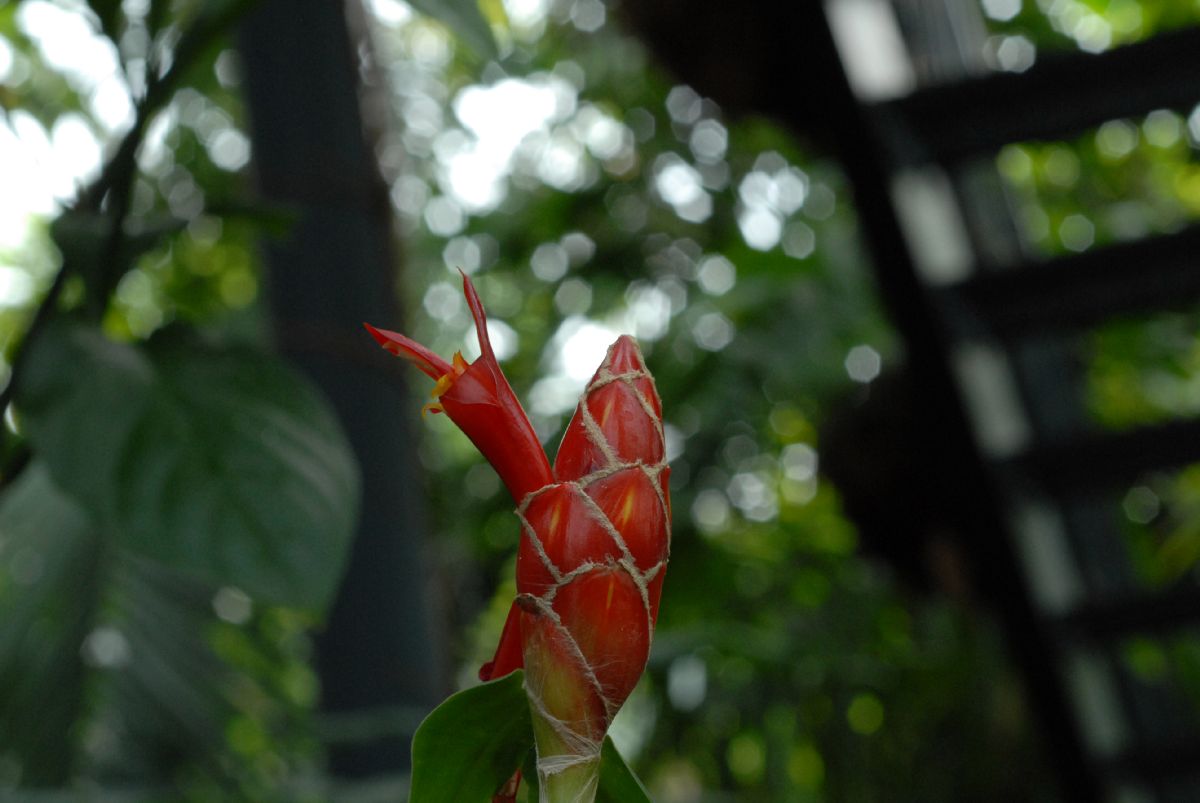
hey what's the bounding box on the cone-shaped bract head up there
[517,336,670,798]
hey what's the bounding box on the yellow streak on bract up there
[595,395,614,429]
[617,486,637,528]
[605,574,616,612]
[545,498,565,549]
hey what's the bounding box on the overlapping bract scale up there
[517,335,670,758]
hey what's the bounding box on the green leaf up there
[0,463,101,783]
[597,737,653,803]
[410,670,533,802]
[0,461,318,790]
[406,0,499,60]
[15,321,359,611]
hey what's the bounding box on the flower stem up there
[530,706,601,803]
[539,757,600,803]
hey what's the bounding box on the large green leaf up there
[16,322,358,611]
[597,736,652,803]
[0,462,319,793]
[409,670,533,802]
[0,464,101,784]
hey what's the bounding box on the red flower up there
[367,273,670,802]
[364,274,552,506]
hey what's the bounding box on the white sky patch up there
[18,1,133,133]
[90,71,135,132]
[445,75,577,212]
[1,3,133,256]
[51,113,103,190]
[0,36,17,81]
[0,115,56,249]
[654,154,712,223]
[463,318,520,362]
[738,205,782,250]
[19,1,118,81]
[621,282,672,342]
[556,317,621,382]
[368,0,416,27]
[504,0,552,28]
[536,131,588,191]
[0,267,35,308]
[530,316,621,415]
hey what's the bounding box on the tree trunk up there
[238,0,446,777]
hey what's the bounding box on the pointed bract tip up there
[459,271,497,365]
[363,321,453,380]
[606,334,644,374]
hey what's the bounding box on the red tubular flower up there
[367,273,670,803]
[364,273,552,506]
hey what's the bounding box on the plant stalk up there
[530,707,601,803]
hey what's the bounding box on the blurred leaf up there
[597,736,652,803]
[15,321,358,611]
[0,463,100,784]
[51,211,186,314]
[520,744,540,801]
[406,0,499,60]
[0,462,308,793]
[409,670,532,802]
[85,0,123,43]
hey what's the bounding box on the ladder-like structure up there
[810,6,1200,801]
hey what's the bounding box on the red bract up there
[366,273,670,802]
[364,275,552,505]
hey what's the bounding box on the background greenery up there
[1,0,1198,800]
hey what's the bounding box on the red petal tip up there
[363,321,453,380]
[606,335,645,374]
[460,273,497,365]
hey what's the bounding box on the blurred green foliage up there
[3,0,1200,800]
[984,1,1200,746]
[0,1,355,799]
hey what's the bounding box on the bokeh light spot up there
[1059,213,1095,252]
[726,732,766,785]
[787,743,825,790]
[531,242,569,281]
[667,655,707,711]
[213,587,254,625]
[846,693,885,735]
[1123,485,1160,525]
[692,488,730,535]
[692,312,734,351]
[737,206,782,251]
[844,344,882,383]
[696,255,736,295]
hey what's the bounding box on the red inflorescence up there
[365,272,670,800]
